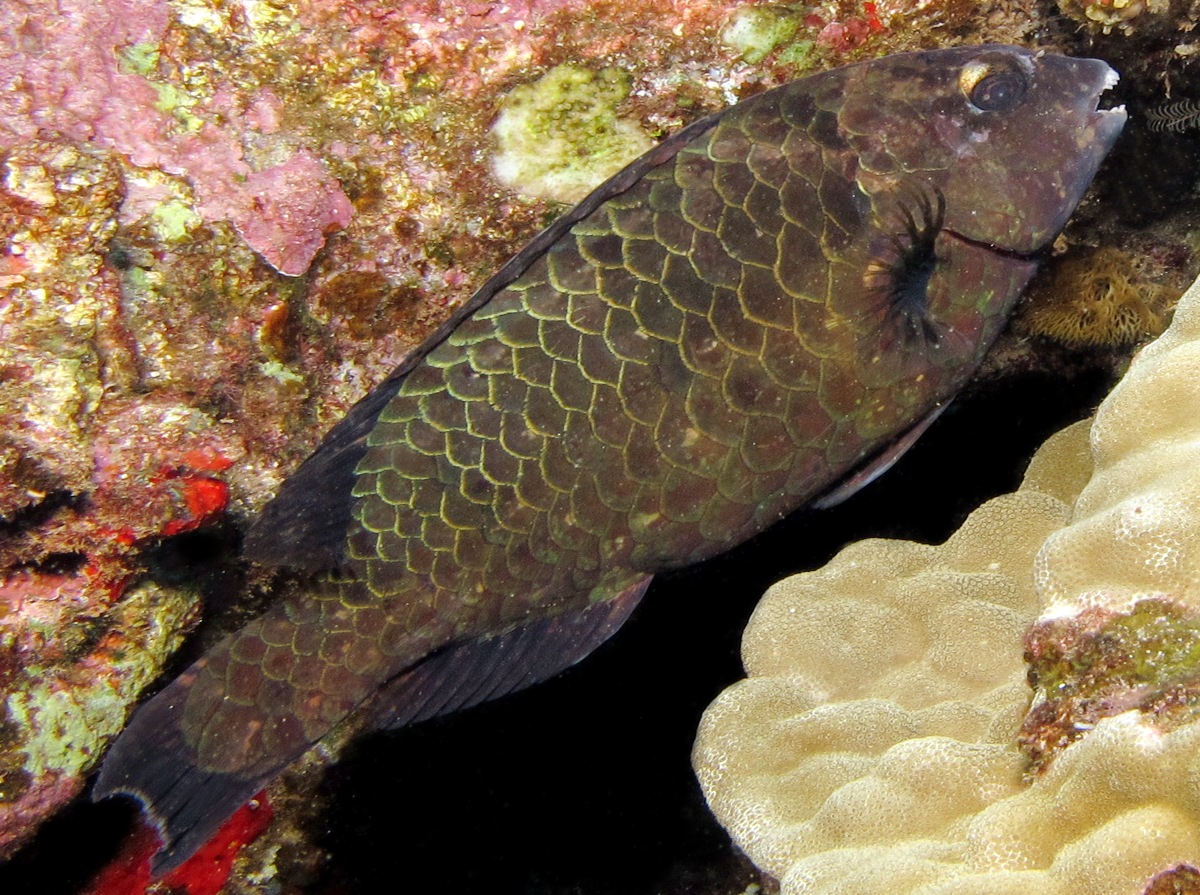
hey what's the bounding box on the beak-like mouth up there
[1092,66,1128,134]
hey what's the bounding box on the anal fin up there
[368,575,652,730]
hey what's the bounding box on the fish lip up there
[1090,101,1127,157]
[941,226,1045,264]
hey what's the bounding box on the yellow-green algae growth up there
[490,64,657,205]
[721,5,813,67]
[5,580,197,783]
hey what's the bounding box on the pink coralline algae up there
[213,151,352,279]
[0,0,351,276]
[810,2,888,53]
[0,0,170,157]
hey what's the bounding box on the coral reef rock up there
[1018,246,1177,349]
[694,268,1200,893]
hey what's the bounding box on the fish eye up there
[959,59,1028,113]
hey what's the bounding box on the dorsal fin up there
[242,375,404,569]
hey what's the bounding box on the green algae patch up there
[721,5,802,64]
[118,41,161,77]
[5,581,197,781]
[259,358,306,385]
[490,64,655,205]
[152,81,205,133]
[1030,599,1200,697]
[1021,598,1200,772]
[150,197,202,243]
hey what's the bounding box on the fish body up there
[95,45,1125,872]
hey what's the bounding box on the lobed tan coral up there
[694,270,1200,893]
[1036,288,1200,616]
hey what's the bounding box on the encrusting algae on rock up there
[490,64,656,204]
[1018,246,1177,349]
[693,268,1200,894]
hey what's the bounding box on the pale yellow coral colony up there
[693,271,1200,894]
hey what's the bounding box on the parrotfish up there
[94,45,1125,872]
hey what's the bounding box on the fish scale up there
[183,95,964,765]
[94,45,1126,874]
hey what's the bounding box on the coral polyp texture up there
[693,271,1200,893]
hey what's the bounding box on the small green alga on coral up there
[490,64,656,205]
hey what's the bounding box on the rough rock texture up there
[694,270,1200,893]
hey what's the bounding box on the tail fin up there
[93,575,651,875]
[92,656,280,875]
[92,585,402,876]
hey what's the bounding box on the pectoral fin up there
[812,402,950,509]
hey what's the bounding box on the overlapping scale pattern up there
[178,73,1023,787]
[349,96,859,628]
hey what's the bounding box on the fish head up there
[837,44,1126,256]
[773,45,1124,446]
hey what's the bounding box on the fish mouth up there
[1091,65,1128,137]
[941,226,1047,264]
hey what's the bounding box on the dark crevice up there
[0,490,83,540]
